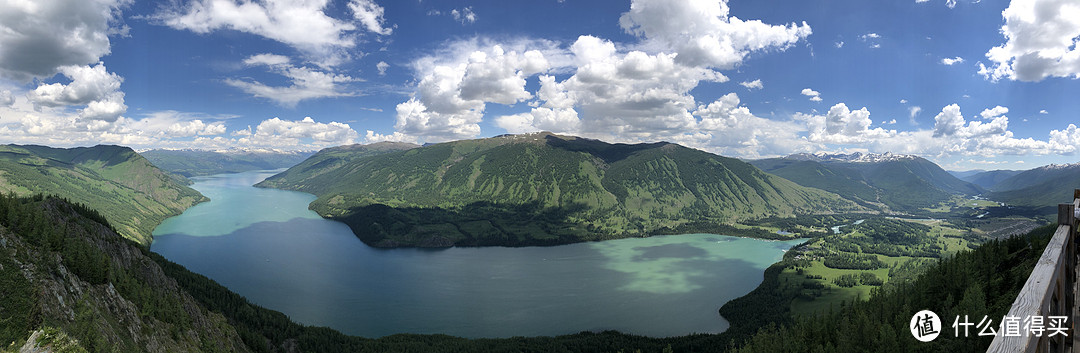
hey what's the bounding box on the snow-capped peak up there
[1038,162,1080,171]
[788,151,918,163]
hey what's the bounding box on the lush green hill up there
[986,163,1080,208]
[0,144,205,244]
[258,132,862,247]
[957,169,1021,189]
[141,149,314,177]
[751,153,983,212]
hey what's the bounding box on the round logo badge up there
[910,310,941,342]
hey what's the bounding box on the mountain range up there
[983,163,1080,208]
[0,145,205,244]
[141,149,314,177]
[954,169,1023,190]
[258,132,863,247]
[750,152,983,212]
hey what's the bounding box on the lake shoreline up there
[152,170,804,339]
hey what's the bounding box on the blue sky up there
[1,0,1079,171]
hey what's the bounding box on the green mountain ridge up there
[140,149,315,177]
[258,132,864,247]
[257,141,420,187]
[958,169,1022,190]
[986,163,1080,208]
[0,144,206,244]
[750,153,983,212]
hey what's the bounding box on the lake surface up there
[151,170,804,338]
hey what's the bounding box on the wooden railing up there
[987,189,1080,353]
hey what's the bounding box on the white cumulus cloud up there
[980,105,1009,119]
[980,0,1080,81]
[618,0,811,69]
[802,103,894,144]
[801,88,822,102]
[0,90,13,107]
[226,53,356,107]
[28,63,127,121]
[0,0,130,81]
[394,40,556,142]
[154,0,379,66]
[739,79,763,90]
[942,56,965,65]
[349,0,393,35]
[234,116,360,149]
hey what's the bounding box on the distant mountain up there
[258,141,419,187]
[141,149,314,177]
[958,169,1022,190]
[948,169,985,179]
[751,152,983,212]
[258,132,863,247]
[0,144,205,244]
[787,151,918,164]
[987,163,1080,207]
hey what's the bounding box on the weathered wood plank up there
[987,225,1072,353]
[1061,204,1076,227]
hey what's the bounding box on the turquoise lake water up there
[151,170,803,338]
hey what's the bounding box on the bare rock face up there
[17,330,47,353]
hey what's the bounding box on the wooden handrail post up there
[987,195,1079,353]
[1061,202,1075,353]
[1059,203,1075,229]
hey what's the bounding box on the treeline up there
[733,224,1056,352]
[822,253,887,270]
[832,272,882,288]
[0,193,112,285]
[0,193,201,351]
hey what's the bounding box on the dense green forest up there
[733,224,1056,352]
[0,193,251,352]
[259,133,862,247]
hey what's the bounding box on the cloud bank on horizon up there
[0,0,1078,170]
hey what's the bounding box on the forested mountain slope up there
[751,152,983,212]
[0,195,250,352]
[986,163,1080,208]
[0,145,205,244]
[259,132,862,247]
[958,169,1022,190]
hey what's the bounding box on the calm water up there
[151,170,803,338]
